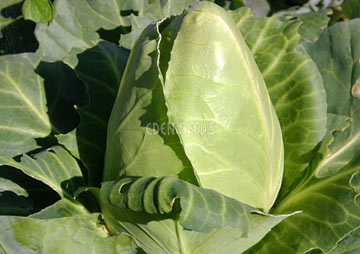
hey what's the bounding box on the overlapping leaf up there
[0,53,51,157]
[119,0,199,49]
[231,8,327,197]
[0,146,85,199]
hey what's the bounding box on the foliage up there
[0,0,359,253]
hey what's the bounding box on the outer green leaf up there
[35,0,132,65]
[0,146,85,199]
[231,8,327,197]
[101,176,253,234]
[57,41,129,185]
[0,53,51,157]
[162,2,283,211]
[246,155,360,254]
[0,177,28,197]
[22,0,52,23]
[0,214,138,254]
[95,185,294,254]
[304,19,360,178]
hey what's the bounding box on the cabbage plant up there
[0,0,359,253]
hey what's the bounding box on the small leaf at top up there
[22,0,52,23]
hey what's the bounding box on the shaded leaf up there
[0,146,85,199]
[57,41,129,186]
[0,165,60,215]
[35,61,87,134]
[0,53,50,157]
[231,8,327,197]
[22,0,52,23]
[0,176,27,197]
[0,18,38,56]
[104,24,196,184]
[0,191,32,216]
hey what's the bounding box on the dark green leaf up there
[342,0,360,20]
[304,19,360,178]
[331,228,360,254]
[35,61,87,134]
